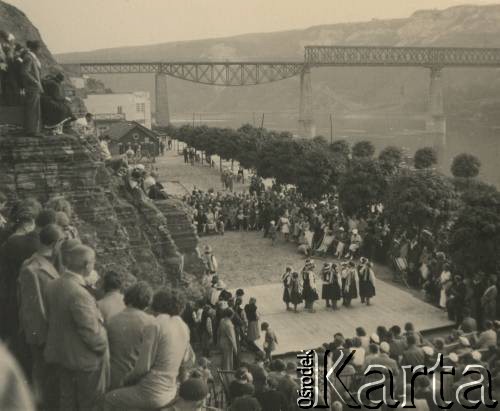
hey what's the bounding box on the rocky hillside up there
[0,135,204,293]
[0,0,205,292]
[54,4,500,118]
[0,0,60,76]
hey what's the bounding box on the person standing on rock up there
[18,224,63,410]
[44,244,109,411]
[22,40,43,137]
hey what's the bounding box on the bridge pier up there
[298,66,316,138]
[155,73,170,127]
[426,67,447,163]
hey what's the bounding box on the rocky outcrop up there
[155,199,204,275]
[0,135,204,290]
[0,1,204,291]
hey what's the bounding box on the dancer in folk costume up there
[289,272,303,313]
[301,259,319,313]
[358,258,376,306]
[320,263,333,308]
[342,261,359,307]
[321,262,342,310]
[281,266,293,311]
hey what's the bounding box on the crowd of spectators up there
[317,319,500,410]
[183,179,498,324]
[187,318,500,410]
[0,195,218,411]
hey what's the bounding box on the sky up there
[7,0,496,54]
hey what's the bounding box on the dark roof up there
[106,121,158,141]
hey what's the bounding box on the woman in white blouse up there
[105,288,193,410]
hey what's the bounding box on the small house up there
[106,121,160,157]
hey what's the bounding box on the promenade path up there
[156,147,453,355]
[155,146,248,196]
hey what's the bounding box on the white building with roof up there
[84,92,152,129]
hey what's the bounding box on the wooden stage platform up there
[245,281,453,356]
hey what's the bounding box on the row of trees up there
[160,123,499,275]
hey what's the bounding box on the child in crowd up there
[261,322,278,362]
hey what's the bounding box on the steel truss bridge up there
[78,62,304,86]
[67,45,500,142]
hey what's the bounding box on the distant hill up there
[56,5,500,63]
[54,4,500,123]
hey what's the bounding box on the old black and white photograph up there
[0,0,499,410]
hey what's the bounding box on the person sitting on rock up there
[97,134,112,161]
[40,72,75,132]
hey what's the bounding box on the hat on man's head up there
[448,353,459,363]
[197,357,211,368]
[459,336,470,347]
[178,378,208,402]
[370,333,380,344]
[422,346,434,357]
[215,280,227,290]
[255,351,266,362]
[380,342,390,354]
[26,40,41,50]
[471,351,482,362]
[252,366,268,385]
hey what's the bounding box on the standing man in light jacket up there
[18,224,63,410]
[22,40,43,137]
[44,243,109,411]
[217,308,238,371]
